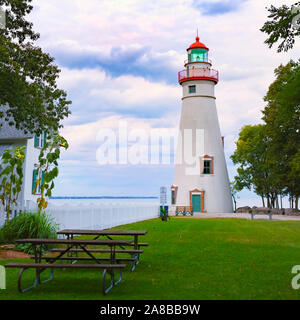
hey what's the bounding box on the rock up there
[236,206,251,213]
[270,208,284,215]
[283,208,300,216]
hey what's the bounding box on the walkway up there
[171,212,300,221]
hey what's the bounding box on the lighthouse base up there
[170,183,233,214]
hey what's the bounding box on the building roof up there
[0,107,33,141]
[187,36,209,51]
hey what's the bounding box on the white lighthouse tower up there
[171,36,233,213]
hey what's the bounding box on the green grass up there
[1,217,300,300]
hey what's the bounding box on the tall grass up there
[0,212,58,253]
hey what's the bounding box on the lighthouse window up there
[188,48,208,63]
[189,85,196,94]
[203,160,211,174]
[171,190,176,205]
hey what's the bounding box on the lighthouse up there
[171,36,233,213]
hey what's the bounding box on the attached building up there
[0,118,46,207]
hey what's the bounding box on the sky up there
[28,0,299,206]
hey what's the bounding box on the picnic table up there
[56,229,148,265]
[5,238,132,295]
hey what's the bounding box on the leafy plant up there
[160,206,169,222]
[0,211,58,254]
[34,131,69,212]
[0,146,26,222]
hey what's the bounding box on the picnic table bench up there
[56,229,148,265]
[5,238,132,295]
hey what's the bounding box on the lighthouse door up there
[192,195,201,212]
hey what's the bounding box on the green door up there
[192,194,201,212]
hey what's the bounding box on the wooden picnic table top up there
[15,238,133,246]
[57,229,147,236]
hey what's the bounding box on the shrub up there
[0,211,58,254]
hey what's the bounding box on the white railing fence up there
[45,201,160,230]
[0,200,160,230]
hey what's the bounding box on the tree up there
[0,0,71,134]
[0,146,26,222]
[232,61,300,210]
[231,125,276,208]
[260,2,300,52]
[262,60,300,210]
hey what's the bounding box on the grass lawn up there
[1,217,300,300]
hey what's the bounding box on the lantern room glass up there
[188,48,208,63]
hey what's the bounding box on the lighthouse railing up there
[178,68,219,83]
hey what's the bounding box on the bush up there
[0,211,58,254]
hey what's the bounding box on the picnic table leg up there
[132,235,139,270]
[106,235,126,250]
[18,267,39,293]
[66,234,70,263]
[34,245,41,284]
[110,245,116,283]
[102,268,123,295]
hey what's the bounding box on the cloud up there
[57,67,181,125]
[26,0,300,202]
[193,0,248,16]
[51,45,182,84]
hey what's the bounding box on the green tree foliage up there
[231,125,275,207]
[0,0,71,134]
[260,2,300,52]
[231,61,300,209]
[0,146,26,221]
[262,60,300,209]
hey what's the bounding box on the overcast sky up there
[28,0,299,206]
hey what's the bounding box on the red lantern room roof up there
[187,36,209,51]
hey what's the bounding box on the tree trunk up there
[261,196,265,207]
[276,196,280,209]
[296,197,299,211]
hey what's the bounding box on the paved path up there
[170,212,300,221]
